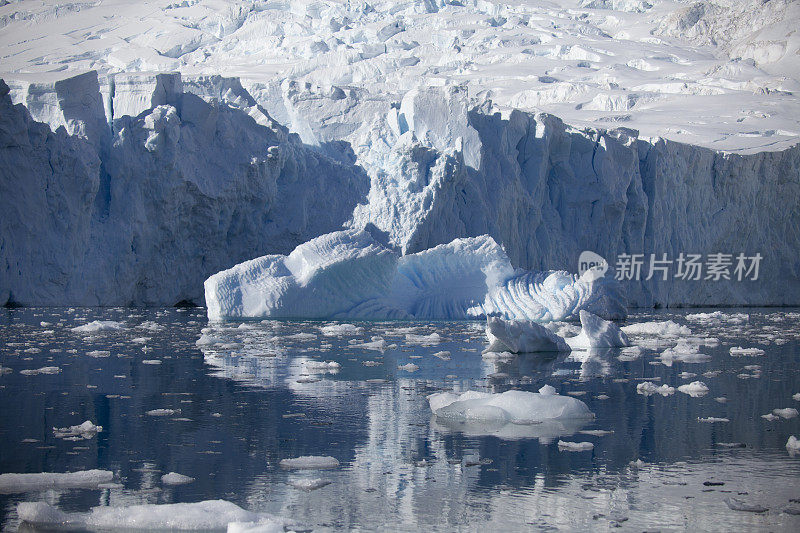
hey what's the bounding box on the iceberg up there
[0,470,113,494]
[484,317,570,354]
[565,311,630,350]
[205,230,624,321]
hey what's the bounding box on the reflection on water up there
[1,308,800,531]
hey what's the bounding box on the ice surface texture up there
[205,229,623,321]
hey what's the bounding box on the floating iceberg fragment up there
[565,310,630,350]
[205,230,624,321]
[637,382,675,396]
[621,320,691,337]
[557,440,594,452]
[288,478,331,491]
[0,470,113,493]
[279,456,340,470]
[787,436,800,454]
[17,500,283,530]
[677,381,710,397]
[161,472,195,485]
[428,385,593,425]
[659,342,711,366]
[71,320,126,334]
[484,317,570,354]
[729,346,765,356]
[319,324,363,336]
[773,408,799,419]
[20,366,61,376]
[53,421,102,439]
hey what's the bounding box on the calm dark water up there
[1,307,799,531]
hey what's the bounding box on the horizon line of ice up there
[204,229,626,322]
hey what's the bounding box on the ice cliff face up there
[0,73,369,305]
[1,70,798,308]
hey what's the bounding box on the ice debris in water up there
[794,393,800,401]
[677,381,710,397]
[621,320,691,337]
[483,317,569,354]
[729,346,765,356]
[659,342,711,366]
[405,332,443,345]
[698,417,729,423]
[319,324,363,336]
[147,409,178,416]
[205,230,624,321]
[565,310,629,350]
[428,385,593,424]
[761,413,780,421]
[637,382,675,396]
[279,456,340,470]
[20,366,61,376]
[557,440,594,452]
[71,320,126,333]
[773,408,799,419]
[303,361,341,373]
[53,421,102,439]
[16,500,284,530]
[161,472,195,485]
[0,470,113,493]
[432,351,451,361]
[725,497,768,513]
[398,363,419,372]
[288,478,331,491]
[787,436,800,454]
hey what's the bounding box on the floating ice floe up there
[16,500,284,530]
[432,351,451,361]
[147,409,178,416]
[398,363,419,372]
[319,324,363,336]
[428,385,593,426]
[288,478,331,491]
[773,408,799,419]
[20,366,61,376]
[0,470,113,493]
[698,417,729,423]
[637,382,675,396]
[761,413,780,421]
[405,332,444,345]
[279,456,340,470]
[483,317,570,354]
[794,393,800,401]
[621,320,691,337]
[53,421,102,440]
[677,381,710,397]
[565,311,629,350]
[686,312,749,325]
[725,497,768,513]
[87,350,111,358]
[659,342,711,366]
[71,320,126,334]
[204,230,624,321]
[0,365,12,375]
[303,361,341,373]
[729,346,765,356]
[787,436,800,454]
[617,346,643,361]
[161,472,195,485]
[557,440,594,452]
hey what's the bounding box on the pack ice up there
[204,229,624,321]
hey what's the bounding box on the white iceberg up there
[557,440,594,452]
[428,385,593,425]
[621,320,691,337]
[565,311,630,350]
[161,472,195,485]
[71,321,126,334]
[483,317,570,354]
[677,381,710,397]
[53,421,102,440]
[16,500,283,530]
[787,436,800,453]
[773,408,799,419]
[205,230,625,321]
[729,346,765,356]
[0,470,113,493]
[659,342,711,366]
[278,456,340,470]
[636,382,675,397]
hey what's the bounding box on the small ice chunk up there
[729,346,765,357]
[71,321,125,334]
[557,440,594,452]
[761,413,780,421]
[773,408,799,419]
[786,436,800,453]
[725,497,768,513]
[161,472,195,485]
[303,361,341,373]
[565,311,629,350]
[698,417,729,423]
[637,382,675,396]
[679,372,696,379]
[484,317,569,354]
[432,351,451,360]
[677,381,709,397]
[398,363,419,372]
[351,339,387,351]
[793,393,800,401]
[279,456,340,470]
[196,334,225,346]
[660,342,711,366]
[20,366,61,376]
[288,478,331,491]
[0,470,113,493]
[131,337,151,343]
[617,346,643,361]
[319,324,363,336]
[142,359,162,365]
[579,429,613,436]
[621,320,691,337]
[146,409,178,416]
[0,365,12,375]
[87,350,111,358]
[405,332,443,345]
[53,421,102,439]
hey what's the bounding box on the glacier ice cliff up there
[1,71,799,308]
[204,229,624,321]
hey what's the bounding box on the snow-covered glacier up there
[204,229,624,321]
[1,0,799,309]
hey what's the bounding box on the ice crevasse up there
[204,229,625,321]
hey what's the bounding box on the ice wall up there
[1,73,798,308]
[0,73,369,306]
